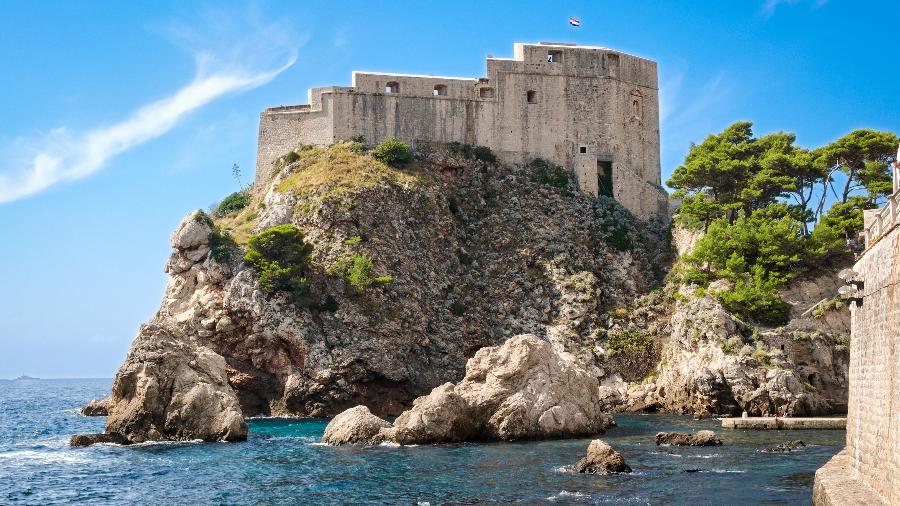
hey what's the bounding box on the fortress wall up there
[839,227,900,503]
[351,72,478,99]
[253,43,667,221]
[330,91,483,147]
[255,97,334,186]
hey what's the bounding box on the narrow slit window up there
[433,84,447,96]
[526,90,537,104]
[385,81,400,94]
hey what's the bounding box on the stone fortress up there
[255,42,668,221]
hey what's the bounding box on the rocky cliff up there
[99,142,670,442]
[94,142,849,443]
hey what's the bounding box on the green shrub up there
[372,139,412,167]
[473,145,497,163]
[751,348,770,365]
[208,229,237,263]
[607,329,653,354]
[244,224,314,306]
[343,235,363,246]
[530,158,569,190]
[330,252,393,292]
[216,191,250,216]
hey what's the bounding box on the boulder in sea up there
[105,324,247,443]
[762,439,806,452]
[70,432,129,447]
[80,398,110,416]
[382,334,614,445]
[655,430,722,446]
[321,405,392,445]
[574,439,632,474]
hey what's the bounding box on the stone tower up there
[255,42,667,220]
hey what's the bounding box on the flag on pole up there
[568,17,581,27]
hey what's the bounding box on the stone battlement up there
[254,42,667,221]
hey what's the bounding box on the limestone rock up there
[763,439,805,452]
[625,286,848,417]
[70,432,128,447]
[80,398,110,416]
[655,430,722,446]
[104,324,247,443]
[321,405,391,445]
[385,334,614,444]
[574,439,632,474]
[172,213,212,250]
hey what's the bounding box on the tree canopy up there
[670,122,898,326]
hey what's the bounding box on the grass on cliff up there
[275,142,435,201]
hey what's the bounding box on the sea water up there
[0,378,843,505]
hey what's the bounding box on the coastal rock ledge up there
[325,334,614,445]
[655,430,722,446]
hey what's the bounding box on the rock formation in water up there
[321,405,391,445]
[88,143,668,443]
[83,142,850,443]
[80,398,110,416]
[574,439,632,474]
[655,430,722,446]
[327,334,614,445]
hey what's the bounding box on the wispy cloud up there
[0,8,299,204]
[762,0,827,16]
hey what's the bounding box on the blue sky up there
[1,0,898,378]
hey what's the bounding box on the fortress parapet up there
[255,42,667,220]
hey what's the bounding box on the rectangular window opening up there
[526,90,537,104]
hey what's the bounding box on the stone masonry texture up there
[814,224,900,505]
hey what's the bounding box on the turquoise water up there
[1,379,843,505]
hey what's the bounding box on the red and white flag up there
[568,17,581,27]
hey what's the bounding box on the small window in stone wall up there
[479,87,494,99]
[385,81,400,94]
[433,84,447,96]
[579,146,587,154]
[527,90,537,104]
[547,50,563,63]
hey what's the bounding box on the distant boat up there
[14,375,39,380]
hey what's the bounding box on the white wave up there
[553,465,574,473]
[700,469,746,473]
[548,491,589,501]
[0,449,90,466]
[308,442,329,446]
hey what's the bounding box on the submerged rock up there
[70,432,128,447]
[762,439,806,452]
[329,334,614,445]
[80,398,110,416]
[321,405,391,445]
[655,430,722,446]
[574,439,632,474]
[104,324,247,443]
